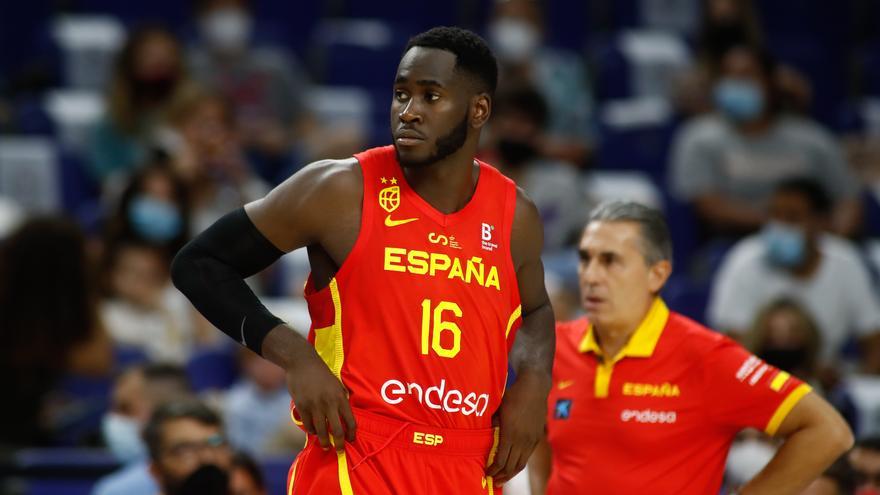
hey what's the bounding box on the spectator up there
[89,25,196,182]
[747,298,821,384]
[0,217,112,446]
[224,349,303,456]
[164,89,269,234]
[850,436,880,495]
[144,399,233,495]
[484,84,589,251]
[104,158,191,259]
[93,364,193,495]
[669,45,861,237]
[229,451,267,495]
[708,179,880,371]
[188,0,312,171]
[674,0,812,117]
[486,0,594,166]
[100,240,199,363]
[800,457,856,495]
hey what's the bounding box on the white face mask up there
[102,413,147,463]
[489,18,539,63]
[200,8,252,53]
[725,438,776,486]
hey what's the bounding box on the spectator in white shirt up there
[708,178,880,371]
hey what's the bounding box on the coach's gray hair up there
[588,201,672,265]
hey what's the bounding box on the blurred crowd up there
[3,0,880,493]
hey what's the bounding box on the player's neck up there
[403,146,480,214]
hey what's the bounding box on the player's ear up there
[471,93,491,129]
[647,259,672,294]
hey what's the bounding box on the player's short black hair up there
[774,177,832,216]
[404,27,498,96]
[143,399,222,461]
[493,84,548,128]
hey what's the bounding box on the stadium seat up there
[662,274,709,325]
[590,30,690,102]
[51,374,113,446]
[0,137,63,214]
[70,0,190,29]
[594,97,678,184]
[10,448,117,495]
[340,0,458,32]
[112,345,150,370]
[310,19,410,89]
[51,15,125,91]
[766,35,846,124]
[185,345,239,392]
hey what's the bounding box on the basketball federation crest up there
[379,185,401,213]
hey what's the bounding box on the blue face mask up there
[763,222,806,268]
[714,78,765,123]
[101,412,147,463]
[129,195,182,243]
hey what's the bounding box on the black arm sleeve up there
[171,207,286,355]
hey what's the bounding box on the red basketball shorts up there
[286,408,502,494]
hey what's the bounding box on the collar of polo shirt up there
[577,298,670,398]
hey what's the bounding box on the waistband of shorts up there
[350,408,496,456]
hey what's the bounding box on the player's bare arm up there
[739,392,853,495]
[486,188,555,485]
[173,158,363,452]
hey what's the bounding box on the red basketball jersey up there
[299,146,522,430]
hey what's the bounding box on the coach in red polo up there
[528,201,853,495]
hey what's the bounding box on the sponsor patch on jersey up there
[554,399,573,419]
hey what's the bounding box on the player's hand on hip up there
[486,370,550,485]
[285,350,356,452]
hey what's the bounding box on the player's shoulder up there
[290,157,363,196]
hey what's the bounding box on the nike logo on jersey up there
[558,380,575,390]
[385,215,419,227]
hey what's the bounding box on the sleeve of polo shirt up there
[704,338,812,435]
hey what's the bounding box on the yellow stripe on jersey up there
[505,305,522,338]
[337,448,354,495]
[290,409,304,427]
[314,278,346,380]
[288,457,298,495]
[485,427,500,494]
[770,371,791,392]
[765,383,812,436]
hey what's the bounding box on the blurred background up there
[3,0,880,494]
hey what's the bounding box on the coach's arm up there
[739,392,853,495]
[527,437,552,494]
[486,189,555,486]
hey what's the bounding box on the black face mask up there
[134,74,178,104]
[496,138,538,167]
[166,464,229,495]
[760,348,809,375]
[704,21,749,59]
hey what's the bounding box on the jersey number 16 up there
[420,299,462,358]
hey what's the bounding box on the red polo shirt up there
[545,298,811,494]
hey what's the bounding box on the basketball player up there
[172,27,554,494]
